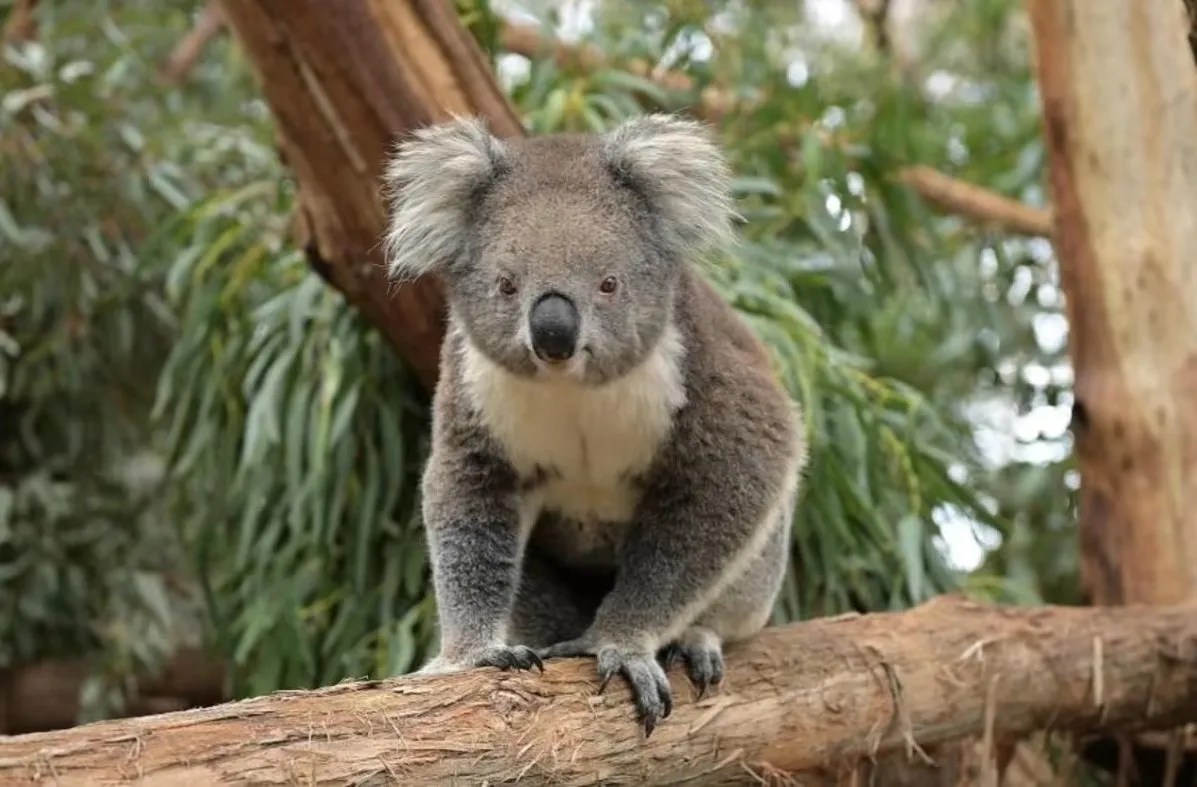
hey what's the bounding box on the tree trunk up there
[3,596,1196,785]
[1027,0,1197,606]
[217,0,525,389]
[1028,3,1197,777]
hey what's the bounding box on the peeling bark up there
[1028,0,1197,606]
[3,597,1196,785]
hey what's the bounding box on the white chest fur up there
[460,327,687,532]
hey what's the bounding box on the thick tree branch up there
[3,596,1196,785]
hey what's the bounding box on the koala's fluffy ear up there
[602,114,736,256]
[382,117,507,281]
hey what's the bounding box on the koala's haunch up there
[383,113,808,736]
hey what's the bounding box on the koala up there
[382,113,807,735]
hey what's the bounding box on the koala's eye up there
[599,276,618,294]
[498,276,517,296]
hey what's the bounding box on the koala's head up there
[382,114,734,385]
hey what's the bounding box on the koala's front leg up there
[415,441,542,676]
[540,411,802,734]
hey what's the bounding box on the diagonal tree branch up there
[159,0,225,84]
[897,165,1053,237]
[217,0,526,388]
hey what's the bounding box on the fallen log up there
[3,596,1196,785]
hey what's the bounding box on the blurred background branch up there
[2,0,36,42]
[897,165,1052,237]
[158,0,223,84]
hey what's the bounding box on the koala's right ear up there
[382,117,508,282]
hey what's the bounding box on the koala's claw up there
[659,632,724,698]
[474,645,544,673]
[597,646,672,737]
[540,637,673,735]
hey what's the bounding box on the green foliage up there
[154,198,437,695]
[0,0,234,715]
[5,0,1077,718]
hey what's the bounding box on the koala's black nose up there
[529,293,579,363]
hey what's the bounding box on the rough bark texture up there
[218,0,525,389]
[1027,0,1197,606]
[3,596,1197,786]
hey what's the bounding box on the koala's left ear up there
[601,113,737,256]
[382,116,508,281]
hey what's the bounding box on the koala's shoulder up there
[675,269,781,388]
[670,269,804,462]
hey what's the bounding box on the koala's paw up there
[597,646,673,737]
[474,645,544,673]
[660,627,724,698]
[539,635,672,735]
[415,646,543,677]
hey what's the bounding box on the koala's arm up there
[416,392,540,673]
[588,348,802,655]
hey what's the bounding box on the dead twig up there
[159,0,226,84]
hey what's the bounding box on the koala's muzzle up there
[529,293,579,363]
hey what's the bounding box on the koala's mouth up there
[530,345,592,380]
